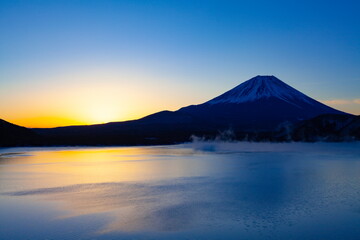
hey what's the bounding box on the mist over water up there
[188,138,360,154]
[1,143,360,240]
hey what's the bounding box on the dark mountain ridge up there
[1,76,356,146]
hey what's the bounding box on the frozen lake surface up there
[1,142,360,240]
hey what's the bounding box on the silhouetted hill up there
[0,119,41,146]
[289,114,360,142]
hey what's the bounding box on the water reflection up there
[0,146,212,192]
[1,143,360,239]
[1,177,292,234]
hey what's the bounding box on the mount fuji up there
[178,75,347,130]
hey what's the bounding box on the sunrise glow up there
[0,0,359,128]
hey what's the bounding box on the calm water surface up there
[1,142,360,240]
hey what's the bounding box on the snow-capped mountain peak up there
[206,75,312,105]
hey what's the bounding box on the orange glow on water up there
[0,147,197,189]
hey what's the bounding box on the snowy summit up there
[207,75,313,106]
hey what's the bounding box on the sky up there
[0,0,359,128]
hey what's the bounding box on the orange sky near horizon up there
[2,82,359,129]
[0,69,212,128]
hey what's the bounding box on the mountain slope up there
[34,111,216,145]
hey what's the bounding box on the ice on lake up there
[1,142,360,239]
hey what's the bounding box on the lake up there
[1,142,360,240]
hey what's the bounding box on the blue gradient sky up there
[1,0,359,127]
